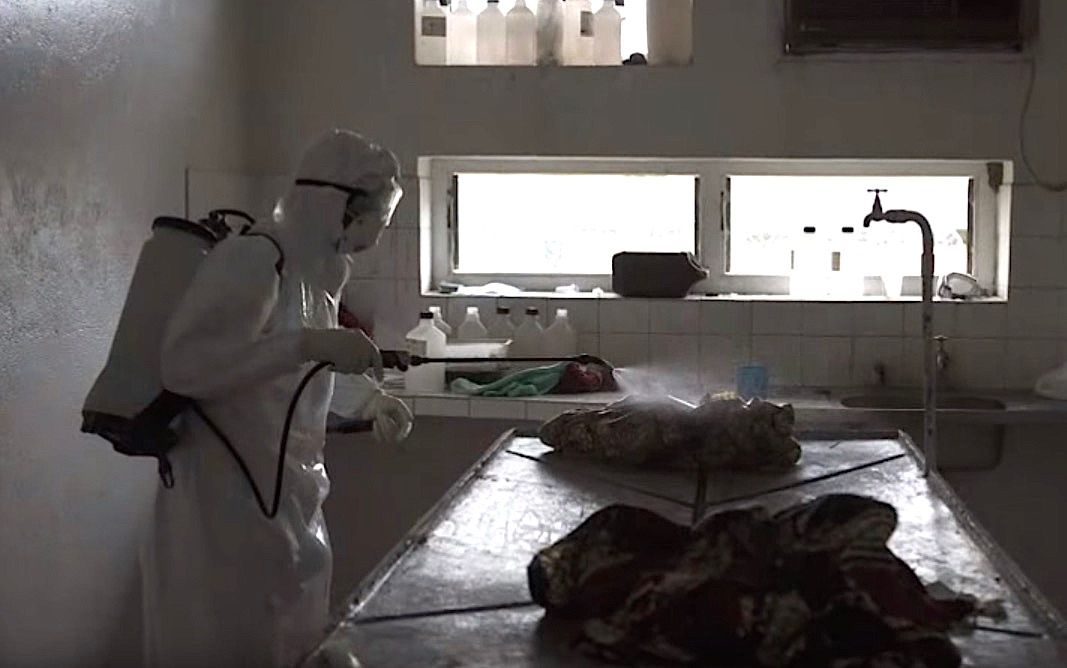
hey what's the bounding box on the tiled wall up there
[343,184,1067,393]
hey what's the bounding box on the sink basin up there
[840,395,1006,410]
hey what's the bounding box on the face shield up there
[295,178,404,254]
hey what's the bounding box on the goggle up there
[295,178,402,229]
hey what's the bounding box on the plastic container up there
[544,308,578,357]
[511,307,545,357]
[506,0,537,65]
[831,225,865,299]
[477,0,507,65]
[405,312,447,392]
[647,0,693,66]
[612,252,708,298]
[457,306,489,340]
[428,305,452,337]
[448,0,477,65]
[536,0,565,65]
[593,0,623,66]
[417,0,448,65]
[487,306,516,340]
[790,225,830,298]
[562,0,595,65]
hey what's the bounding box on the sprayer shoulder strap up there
[242,231,285,276]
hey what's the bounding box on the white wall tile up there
[950,338,1007,389]
[753,302,804,334]
[650,300,699,334]
[699,335,751,391]
[955,303,1007,338]
[700,302,751,335]
[551,299,599,333]
[852,304,904,337]
[600,299,649,333]
[649,334,700,388]
[801,303,853,336]
[1014,186,1062,238]
[470,397,527,420]
[900,338,924,387]
[343,279,399,340]
[393,189,421,229]
[801,337,852,388]
[390,280,423,344]
[1006,289,1061,339]
[904,302,957,338]
[1010,237,1065,288]
[600,333,650,367]
[417,397,471,417]
[851,337,904,387]
[751,335,804,387]
[1005,339,1061,390]
[395,229,420,280]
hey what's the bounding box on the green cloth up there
[450,363,568,398]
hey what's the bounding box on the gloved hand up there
[302,328,383,379]
[360,390,414,446]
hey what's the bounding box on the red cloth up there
[555,362,616,394]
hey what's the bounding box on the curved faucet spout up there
[861,190,938,475]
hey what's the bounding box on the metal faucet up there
[863,189,938,476]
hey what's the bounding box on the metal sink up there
[840,395,1007,410]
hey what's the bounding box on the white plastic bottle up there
[544,308,578,357]
[487,307,516,340]
[593,0,622,66]
[536,0,565,66]
[448,0,477,65]
[417,0,448,66]
[506,0,537,65]
[405,312,447,392]
[573,0,595,65]
[511,307,545,358]
[563,0,594,65]
[477,0,507,65]
[428,305,452,337]
[457,306,489,340]
[647,0,693,66]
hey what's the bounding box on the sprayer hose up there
[193,362,330,519]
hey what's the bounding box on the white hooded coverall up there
[142,130,402,667]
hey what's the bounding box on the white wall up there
[244,0,1067,392]
[0,1,250,666]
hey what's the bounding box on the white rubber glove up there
[360,390,414,446]
[301,328,383,379]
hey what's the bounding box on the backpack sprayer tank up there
[81,211,253,485]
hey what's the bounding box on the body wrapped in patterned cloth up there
[539,395,802,470]
[529,495,988,668]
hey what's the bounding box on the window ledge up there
[422,290,1007,304]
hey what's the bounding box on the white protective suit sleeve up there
[161,236,304,400]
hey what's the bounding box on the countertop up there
[388,386,1067,426]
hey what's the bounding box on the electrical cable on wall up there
[1019,57,1067,192]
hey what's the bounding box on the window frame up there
[420,156,1007,298]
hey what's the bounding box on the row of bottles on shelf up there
[416,0,624,66]
[405,305,578,392]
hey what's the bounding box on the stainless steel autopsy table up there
[305,430,1067,667]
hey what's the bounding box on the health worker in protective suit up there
[141,130,412,667]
